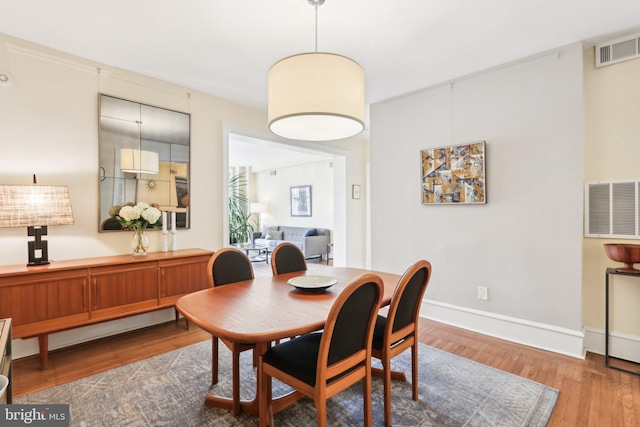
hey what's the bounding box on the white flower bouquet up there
[118,202,162,231]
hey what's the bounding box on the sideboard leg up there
[175,307,189,329]
[38,334,48,369]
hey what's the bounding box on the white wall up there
[253,160,334,231]
[370,43,585,357]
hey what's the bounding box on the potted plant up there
[228,172,256,244]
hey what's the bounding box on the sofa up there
[252,226,331,259]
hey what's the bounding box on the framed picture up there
[290,185,312,216]
[420,141,486,204]
[352,184,361,199]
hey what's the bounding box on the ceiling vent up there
[595,33,640,67]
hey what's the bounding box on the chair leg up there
[364,368,373,427]
[315,397,327,427]
[259,361,273,427]
[411,342,419,401]
[212,336,219,384]
[383,357,392,427]
[232,346,241,416]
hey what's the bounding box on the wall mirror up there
[98,94,190,232]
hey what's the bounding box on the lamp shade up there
[120,148,159,174]
[250,202,268,214]
[268,52,365,141]
[0,184,74,228]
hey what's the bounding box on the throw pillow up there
[262,226,277,239]
[266,230,283,240]
[304,228,317,237]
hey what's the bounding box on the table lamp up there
[250,202,268,230]
[0,178,75,266]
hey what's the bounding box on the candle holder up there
[170,229,178,251]
[170,211,177,251]
[161,230,169,252]
[161,211,169,252]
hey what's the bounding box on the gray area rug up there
[16,339,558,426]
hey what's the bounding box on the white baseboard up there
[422,299,585,359]
[583,326,640,363]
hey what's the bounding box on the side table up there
[326,243,333,265]
[233,244,269,263]
[605,268,640,375]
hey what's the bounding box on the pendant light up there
[268,0,365,141]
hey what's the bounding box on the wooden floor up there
[12,317,640,426]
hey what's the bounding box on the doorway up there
[223,126,350,266]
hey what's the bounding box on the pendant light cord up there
[308,0,325,51]
[314,2,318,52]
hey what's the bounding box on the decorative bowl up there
[0,374,8,400]
[287,275,337,292]
[603,244,640,273]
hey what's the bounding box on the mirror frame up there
[98,94,191,232]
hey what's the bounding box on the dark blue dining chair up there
[258,273,383,427]
[270,242,307,275]
[206,248,255,416]
[371,259,432,426]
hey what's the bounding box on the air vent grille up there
[595,33,640,67]
[612,182,635,235]
[585,180,640,238]
[588,183,610,235]
[599,46,611,64]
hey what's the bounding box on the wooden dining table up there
[176,266,401,416]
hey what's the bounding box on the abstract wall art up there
[420,141,486,205]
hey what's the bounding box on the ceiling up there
[229,133,333,170]
[2,1,640,165]
[2,0,640,111]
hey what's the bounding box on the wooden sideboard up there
[0,248,213,368]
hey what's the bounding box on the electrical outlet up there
[477,286,488,300]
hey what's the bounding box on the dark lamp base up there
[27,225,50,267]
[28,259,51,267]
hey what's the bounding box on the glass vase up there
[131,229,149,256]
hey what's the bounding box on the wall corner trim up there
[583,326,640,364]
